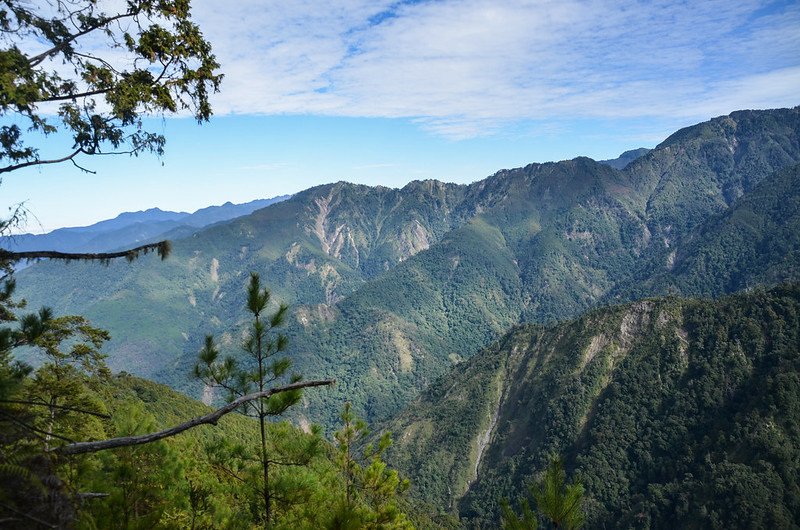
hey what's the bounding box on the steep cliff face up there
[296,180,469,276]
[383,285,800,528]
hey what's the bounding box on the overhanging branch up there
[0,241,171,264]
[27,11,140,67]
[54,379,335,455]
[0,149,83,174]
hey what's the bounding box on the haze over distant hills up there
[13,107,800,433]
[1,195,290,256]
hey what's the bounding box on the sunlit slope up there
[13,107,800,429]
[13,181,469,382]
[383,285,800,528]
[617,162,800,299]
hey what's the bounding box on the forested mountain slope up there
[1,370,418,529]
[597,147,651,169]
[624,107,800,240]
[383,284,800,528]
[12,182,472,388]
[616,162,800,299]
[12,107,800,429]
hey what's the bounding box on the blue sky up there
[3,0,799,231]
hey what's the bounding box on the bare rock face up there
[396,220,431,261]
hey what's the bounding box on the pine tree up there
[195,272,318,528]
[331,402,412,529]
[0,298,112,527]
[0,0,221,176]
[502,456,584,530]
[79,402,184,530]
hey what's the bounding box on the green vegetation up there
[617,162,800,299]
[4,4,800,526]
[384,284,800,528]
[0,0,221,176]
[0,334,414,528]
[332,402,412,528]
[501,456,585,530]
[0,268,413,528]
[195,272,318,527]
[5,371,414,528]
[14,108,800,433]
[4,107,800,527]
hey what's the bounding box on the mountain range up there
[9,105,800,526]
[12,106,800,437]
[1,196,290,256]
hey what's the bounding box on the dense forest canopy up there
[385,284,800,528]
[2,3,800,528]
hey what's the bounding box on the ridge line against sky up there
[2,0,799,231]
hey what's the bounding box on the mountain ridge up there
[11,107,800,431]
[1,195,291,255]
[382,284,800,527]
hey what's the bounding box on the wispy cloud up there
[192,0,800,138]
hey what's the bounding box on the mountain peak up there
[598,147,651,170]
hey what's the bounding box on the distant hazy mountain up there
[597,147,651,169]
[1,196,290,255]
[13,107,800,432]
[73,207,189,233]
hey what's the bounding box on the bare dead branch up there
[54,379,335,455]
[70,157,96,174]
[0,502,56,529]
[0,149,83,174]
[76,492,110,501]
[0,410,75,443]
[72,52,124,75]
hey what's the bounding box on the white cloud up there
[193,0,800,137]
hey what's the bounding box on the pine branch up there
[41,87,111,103]
[211,463,248,485]
[54,379,335,455]
[0,241,171,264]
[27,11,139,67]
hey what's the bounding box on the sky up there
[2,0,799,232]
